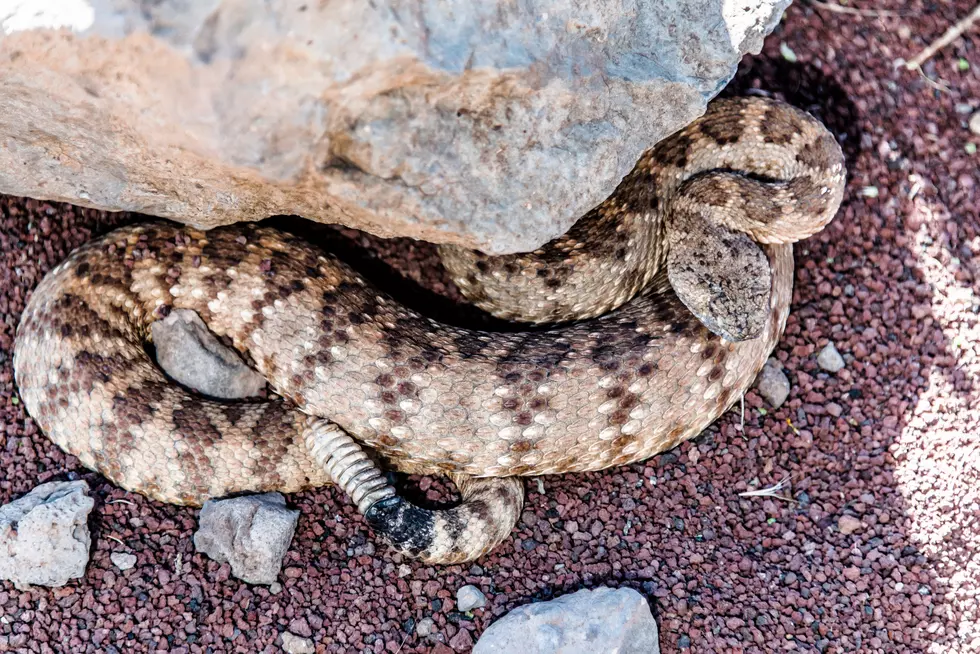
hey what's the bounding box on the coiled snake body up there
[14,98,845,563]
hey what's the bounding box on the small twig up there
[915,68,952,94]
[807,0,904,18]
[393,629,410,654]
[106,535,125,546]
[739,476,799,504]
[106,498,135,505]
[906,2,980,71]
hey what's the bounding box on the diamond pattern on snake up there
[14,97,846,563]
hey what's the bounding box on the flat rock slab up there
[0,0,789,254]
[474,586,660,653]
[0,480,94,588]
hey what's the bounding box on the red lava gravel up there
[2,2,980,652]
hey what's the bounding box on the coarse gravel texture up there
[1,1,978,652]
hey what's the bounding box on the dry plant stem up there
[807,0,904,18]
[915,69,952,95]
[906,2,980,71]
[739,476,798,503]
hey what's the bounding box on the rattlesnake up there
[13,97,845,563]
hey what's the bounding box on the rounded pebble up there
[109,552,137,571]
[281,631,315,654]
[456,584,488,612]
[754,357,791,408]
[416,617,436,637]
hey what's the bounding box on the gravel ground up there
[1,1,979,652]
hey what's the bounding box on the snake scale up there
[14,97,845,563]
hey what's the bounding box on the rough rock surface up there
[0,0,790,254]
[152,309,266,400]
[473,587,660,653]
[754,357,791,408]
[0,480,94,588]
[193,493,299,585]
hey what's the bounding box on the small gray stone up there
[457,585,488,612]
[816,342,846,373]
[754,357,791,408]
[970,112,980,136]
[473,587,659,654]
[416,618,436,637]
[280,632,315,654]
[0,481,94,588]
[269,582,283,595]
[193,493,299,585]
[151,309,266,400]
[110,552,138,571]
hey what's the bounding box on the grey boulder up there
[474,586,660,653]
[0,481,94,588]
[193,493,299,585]
[0,0,790,254]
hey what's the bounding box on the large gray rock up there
[474,587,660,653]
[0,0,790,254]
[193,492,299,585]
[0,481,94,588]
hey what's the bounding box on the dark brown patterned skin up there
[440,97,845,333]
[13,97,845,562]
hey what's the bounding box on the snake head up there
[666,203,772,342]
